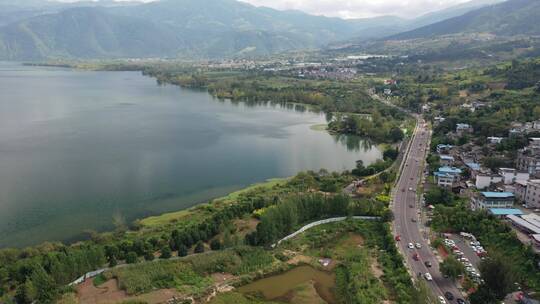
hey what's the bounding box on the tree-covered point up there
[0,168,392,303]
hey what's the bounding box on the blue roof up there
[489,208,524,216]
[481,192,515,198]
[438,167,462,174]
[437,144,453,148]
[466,162,481,170]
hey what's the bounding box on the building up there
[439,155,454,166]
[498,168,530,185]
[488,208,524,217]
[456,123,473,134]
[515,180,529,202]
[516,149,540,177]
[475,174,503,190]
[530,138,540,149]
[487,136,504,144]
[524,180,540,208]
[435,167,462,188]
[436,144,453,154]
[507,214,540,235]
[471,192,515,210]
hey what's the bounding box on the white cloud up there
[238,0,474,19]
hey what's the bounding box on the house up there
[524,179,540,208]
[439,155,454,166]
[475,174,503,190]
[498,168,530,185]
[515,180,529,202]
[456,123,473,134]
[436,144,453,154]
[383,89,392,96]
[487,136,504,144]
[434,116,446,124]
[435,167,462,188]
[516,149,540,177]
[471,192,515,210]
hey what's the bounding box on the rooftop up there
[488,208,524,216]
[440,155,454,160]
[480,192,515,199]
[465,162,481,170]
[438,167,462,174]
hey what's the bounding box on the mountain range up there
[0,0,537,60]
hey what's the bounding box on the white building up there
[439,155,454,166]
[498,168,530,185]
[487,137,504,144]
[475,174,503,190]
[456,123,473,133]
[435,167,462,188]
[524,180,540,208]
[471,192,515,210]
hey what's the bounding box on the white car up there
[408,243,414,249]
[424,273,433,281]
[415,243,422,249]
[438,296,446,304]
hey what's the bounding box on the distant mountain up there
[0,0,524,60]
[389,0,540,40]
[0,8,182,60]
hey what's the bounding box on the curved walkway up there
[274,216,380,246]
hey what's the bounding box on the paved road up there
[392,118,463,303]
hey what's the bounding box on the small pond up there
[238,265,335,303]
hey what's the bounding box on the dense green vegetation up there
[431,204,540,302]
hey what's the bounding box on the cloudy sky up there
[238,0,474,19]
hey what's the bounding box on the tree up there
[476,253,516,300]
[160,246,172,259]
[194,241,205,254]
[440,256,464,281]
[389,127,404,142]
[178,245,188,257]
[31,266,58,303]
[144,251,154,261]
[210,239,222,251]
[125,252,138,264]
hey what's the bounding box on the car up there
[409,187,413,191]
[415,243,421,249]
[409,204,414,208]
[408,243,414,249]
[456,299,467,304]
[424,261,432,267]
[444,292,454,301]
[410,177,414,180]
[413,253,419,261]
[411,218,417,222]
[395,235,401,241]
[402,188,406,192]
[438,296,446,304]
[424,273,432,281]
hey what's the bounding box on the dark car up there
[424,261,432,267]
[444,292,454,301]
[456,299,467,304]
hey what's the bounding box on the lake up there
[0,62,382,248]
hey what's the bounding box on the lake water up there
[0,62,382,248]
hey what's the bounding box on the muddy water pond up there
[237,265,335,303]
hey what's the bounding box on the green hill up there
[389,0,540,40]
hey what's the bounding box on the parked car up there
[456,299,467,304]
[438,296,446,304]
[411,218,417,222]
[415,243,421,249]
[444,292,454,301]
[408,243,414,249]
[413,253,419,261]
[395,235,401,241]
[424,261,432,267]
[424,273,433,281]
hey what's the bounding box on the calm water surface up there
[0,62,382,247]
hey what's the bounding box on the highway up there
[392,117,463,303]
